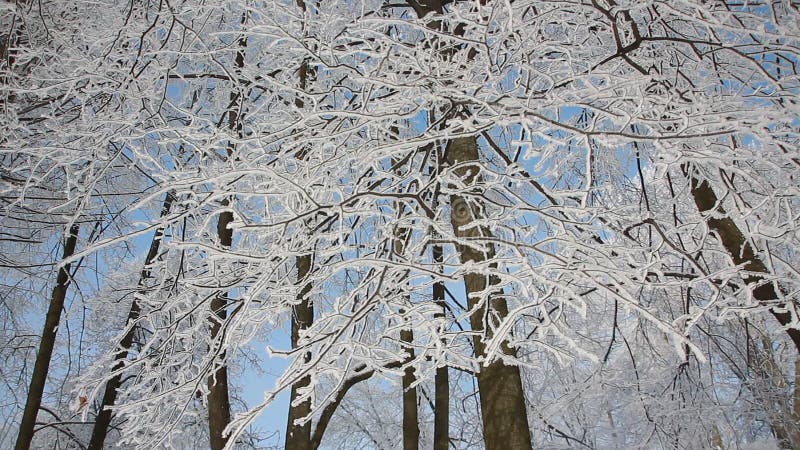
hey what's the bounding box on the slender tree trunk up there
[284,56,315,450]
[686,168,800,353]
[400,325,420,450]
[88,194,173,450]
[432,244,449,450]
[208,26,247,450]
[388,155,420,450]
[446,136,532,450]
[285,2,315,445]
[400,327,422,450]
[209,205,234,450]
[429,152,449,450]
[15,224,80,450]
[395,218,420,450]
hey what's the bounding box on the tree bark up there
[401,325,420,450]
[391,168,420,450]
[285,253,314,450]
[446,136,532,450]
[208,25,247,450]
[88,194,173,450]
[404,3,532,446]
[432,243,449,450]
[285,2,316,445]
[208,206,234,450]
[15,224,80,450]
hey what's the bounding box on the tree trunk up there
[285,2,316,444]
[88,194,173,450]
[446,136,532,450]
[412,2,530,447]
[208,26,247,450]
[391,163,420,450]
[209,207,234,450]
[15,224,80,450]
[432,244,449,450]
[285,253,314,450]
[686,169,800,353]
[401,326,420,450]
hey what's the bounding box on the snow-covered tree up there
[2,0,799,448]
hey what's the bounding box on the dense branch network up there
[1,0,799,448]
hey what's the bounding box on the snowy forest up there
[2,0,800,448]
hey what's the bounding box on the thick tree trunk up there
[15,224,80,450]
[413,3,529,448]
[88,194,174,450]
[285,253,314,450]
[432,244,449,450]
[686,169,800,353]
[446,136,532,450]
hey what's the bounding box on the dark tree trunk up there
[433,365,450,450]
[285,3,317,444]
[432,244,449,450]
[285,254,314,450]
[88,194,174,450]
[446,136,532,450]
[404,2,532,446]
[391,171,420,450]
[209,207,234,450]
[208,26,247,450]
[15,224,80,450]
[401,326,420,450]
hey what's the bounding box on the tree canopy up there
[2,0,800,448]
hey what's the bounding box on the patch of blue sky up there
[236,332,292,446]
